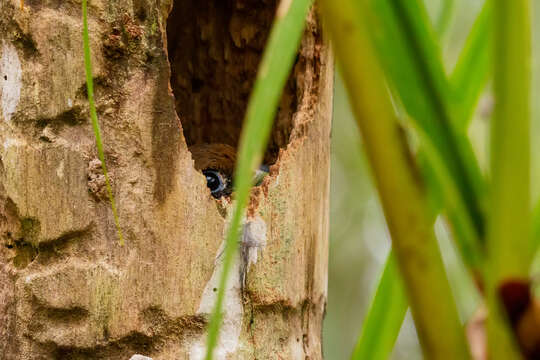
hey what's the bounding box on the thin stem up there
[487,0,532,358]
[82,0,124,245]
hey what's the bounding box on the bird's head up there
[189,143,269,198]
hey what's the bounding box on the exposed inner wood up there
[166,0,297,164]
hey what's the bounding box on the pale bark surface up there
[0,0,333,359]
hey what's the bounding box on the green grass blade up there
[434,0,455,39]
[351,252,407,360]
[487,1,532,358]
[82,0,124,245]
[418,137,483,270]
[203,1,312,358]
[366,0,449,129]
[320,0,470,357]
[422,1,492,269]
[450,0,493,130]
[366,0,485,270]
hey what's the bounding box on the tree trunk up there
[0,0,333,359]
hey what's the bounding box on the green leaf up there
[365,0,486,270]
[351,252,407,360]
[349,2,493,358]
[203,1,312,359]
[82,0,124,245]
[320,0,471,357]
[422,1,493,269]
[450,0,493,130]
[417,137,483,269]
[433,0,455,40]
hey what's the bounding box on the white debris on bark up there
[0,41,22,122]
[129,355,153,360]
[189,215,267,360]
[242,216,267,268]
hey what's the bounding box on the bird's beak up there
[253,164,270,186]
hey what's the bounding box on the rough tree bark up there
[0,0,333,359]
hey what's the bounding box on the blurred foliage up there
[324,0,540,358]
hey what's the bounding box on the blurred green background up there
[323,0,540,358]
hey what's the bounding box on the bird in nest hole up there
[189,143,269,198]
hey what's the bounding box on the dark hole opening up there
[166,0,297,166]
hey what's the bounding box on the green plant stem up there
[320,0,470,357]
[203,0,311,358]
[487,1,532,359]
[351,252,407,360]
[82,0,124,245]
[533,200,540,256]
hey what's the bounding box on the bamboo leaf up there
[203,0,312,358]
[351,252,407,360]
[82,0,124,245]
[487,1,532,358]
[320,0,471,357]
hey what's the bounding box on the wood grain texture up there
[0,0,332,358]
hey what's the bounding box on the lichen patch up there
[0,41,22,122]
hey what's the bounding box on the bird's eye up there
[203,169,226,197]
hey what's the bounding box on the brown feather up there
[189,143,237,176]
